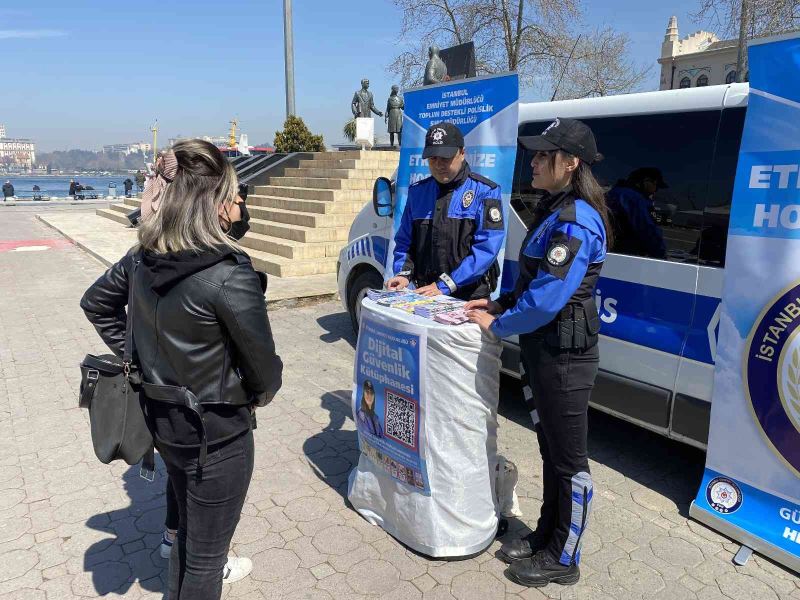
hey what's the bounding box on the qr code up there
[384,390,417,448]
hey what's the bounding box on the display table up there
[347,298,502,558]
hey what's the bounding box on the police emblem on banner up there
[744,280,800,477]
[705,476,743,514]
[462,190,475,208]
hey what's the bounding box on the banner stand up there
[690,503,799,572]
[387,72,520,290]
[690,31,800,575]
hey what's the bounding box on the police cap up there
[422,122,464,159]
[519,118,602,165]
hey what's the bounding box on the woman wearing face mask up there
[158,182,256,580]
[81,141,282,599]
[466,119,611,588]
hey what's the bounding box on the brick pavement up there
[0,208,798,599]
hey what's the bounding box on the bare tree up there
[389,0,649,99]
[693,0,800,81]
[548,28,651,100]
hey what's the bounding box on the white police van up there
[337,83,749,450]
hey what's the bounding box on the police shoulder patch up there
[467,172,498,189]
[488,207,502,223]
[546,243,570,266]
[461,189,475,208]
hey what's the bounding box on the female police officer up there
[466,118,611,588]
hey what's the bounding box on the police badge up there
[547,243,570,266]
[462,190,475,208]
[744,280,800,476]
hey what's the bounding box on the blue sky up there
[2,0,703,151]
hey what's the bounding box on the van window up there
[516,111,722,263]
[697,107,746,267]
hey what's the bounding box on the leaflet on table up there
[354,316,430,494]
[365,289,470,323]
[433,309,470,325]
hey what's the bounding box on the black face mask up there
[227,201,251,241]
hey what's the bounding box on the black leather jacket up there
[80,249,282,408]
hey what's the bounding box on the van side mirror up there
[373,177,393,218]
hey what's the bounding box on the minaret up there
[660,16,680,90]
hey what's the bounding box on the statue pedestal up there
[355,118,375,150]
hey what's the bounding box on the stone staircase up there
[96,150,399,277]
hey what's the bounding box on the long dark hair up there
[548,151,614,249]
[361,380,376,415]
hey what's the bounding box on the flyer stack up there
[366,290,472,325]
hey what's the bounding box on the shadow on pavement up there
[83,462,169,596]
[303,390,359,501]
[316,312,357,348]
[497,374,705,518]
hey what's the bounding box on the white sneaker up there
[159,531,175,560]
[222,556,252,584]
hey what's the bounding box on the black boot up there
[504,551,580,587]
[497,534,546,564]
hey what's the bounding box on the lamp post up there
[151,120,158,163]
[283,0,296,117]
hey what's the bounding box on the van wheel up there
[347,269,384,334]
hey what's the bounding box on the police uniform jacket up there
[492,187,606,339]
[392,163,505,300]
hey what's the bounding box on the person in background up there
[81,140,282,599]
[466,118,610,588]
[2,180,14,201]
[32,184,42,201]
[606,167,667,259]
[135,170,146,192]
[386,122,505,300]
[124,178,134,198]
[69,178,77,198]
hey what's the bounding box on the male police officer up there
[387,122,505,299]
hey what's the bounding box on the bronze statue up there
[385,85,404,147]
[351,79,383,119]
[424,46,447,85]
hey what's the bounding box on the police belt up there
[536,298,600,351]
[141,382,209,467]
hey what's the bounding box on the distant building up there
[102,142,152,155]
[0,126,36,170]
[658,16,741,90]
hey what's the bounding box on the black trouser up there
[519,335,598,566]
[165,477,178,531]
[157,430,254,600]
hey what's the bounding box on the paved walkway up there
[0,208,798,599]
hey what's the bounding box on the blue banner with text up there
[691,33,800,574]
[388,73,519,293]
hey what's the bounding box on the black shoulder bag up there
[79,254,156,480]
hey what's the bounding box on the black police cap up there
[519,118,602,165]
[422,122,464,159]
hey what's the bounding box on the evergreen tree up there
[274,116,325,153]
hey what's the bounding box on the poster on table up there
[388,72,520,293]
[690,33,800,573]
[352,313,430,494]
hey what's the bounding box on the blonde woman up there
[81,139,282,599]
